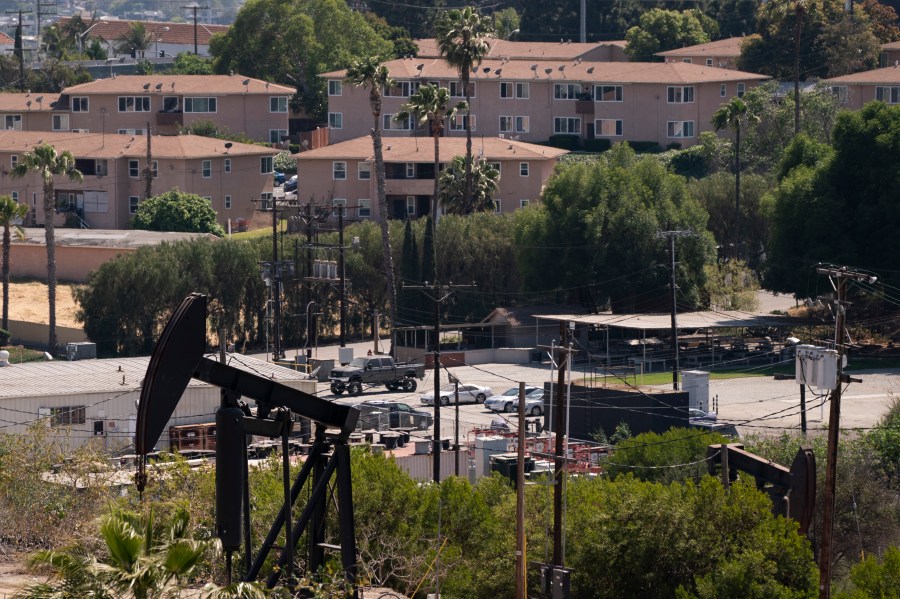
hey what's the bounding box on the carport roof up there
[533,311,801,331]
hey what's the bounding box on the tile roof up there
[62,75,294,95]
[882,41,900,51]
[0,93,60,112]
[0,130,276,160]
[415,37,628,61]
[0,32,13,45]
[54,17,229,47]
[323,57,767,84]
[296,135,568,162]
[825,65,900,84]
[656,37,745,58]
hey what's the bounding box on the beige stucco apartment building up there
[0,130,277,230]
[0,93,58,132]
[826,65,900,109]
[295,136,567,220]
[656,37,745,69]
[324,59,767,148]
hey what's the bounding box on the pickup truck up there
[329,356,425,396]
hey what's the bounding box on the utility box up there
[795,345,839,390]
[681,370,710,412]
[66,342,97,361]
[472,435,510,482]
[338,347,354,365]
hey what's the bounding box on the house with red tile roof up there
[0,32,13,47]
[54,17,229,57]
[0,130,277,230]
[656,37,745,70]
[826,64,900,109]
[324,58,767,148]
[295,136,567,220]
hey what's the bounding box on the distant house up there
[295,136,567,220]
[0,130,277,230]
[881,41,900,67]
[656,37,745,70]
[473,305,590,349]
[825,65,900,109]
[415,37,629,63]
[0,31,13,48]
[54,17,229,57]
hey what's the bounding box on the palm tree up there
[10,143,83,352]
[345,57,399,353]
[0,195,28,332]
[396,84,467,224]
[435,7,493,215]
[712,97,759,261]
[439,156,500,215]
[115,22,152,57]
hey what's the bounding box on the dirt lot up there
[7,281,81,329]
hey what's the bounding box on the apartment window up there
[95,160,108,176]
[184,97,217,113]
[385,80,419,97]
[593,85,623,102]
[11,155,17,169]
[553,117,581,134]
[71,97,89,112]
[515,116,529,133]
[358,198,371,218]
[667,86,695,103]
[667,120,695,138]
[499,116,514,132]
[706,58,714,67]
[203,196,212,203]
[328,80,342,96]
[520,162,529,176]
[202,160,212,178]
[332,198,347,217]
[10,191,17,202]
[3,115,22,130]
[500,82,514,99]
[118,96,151,112]
[118,128,144,135]
[682,58,692,64]
[489,162,501,176]
[333,161,347,180]
[260,192,273,210]
[493,199,501,213]
[595,118,623,137]
[163,96,179,112]
[554,83,582,100]
[128,160,140,178]
[46,406,86,427]
[720,84,726,97]
[260,156,273,174]
[129,196,140,214]
[52,114,69,131]
[405,163,415,178]
[270,96,288,112]
[383,113,413,130]
[737,83,746,98]
[358,162,371,180]
[519,199,530,208]
[406,195,416,216]
[449,114,475,131]
[329,112,343,129]
[224,159,231,173]
[831,86,849,104]
[876,86,900,103]
[449,81,475,97]
[269,129,288,143]
[224,195,232,209]
[516,82,529,99]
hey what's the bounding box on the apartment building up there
[295,136,567,220]
[656,37,745,69]
[825,65,900,109]
[0,130,277,230]
[324,58,767,147]
[1,93,59,132]
[415,38,628,62]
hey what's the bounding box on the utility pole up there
[143,124,153,200]
[551,321,575,568]
[580,0,586,43]
[515,381,527,599]
[182,3,209,55]
[5,9,30,90]
[658,230,692,390]
[35,1,55,60]
[272,199,283,361]
[407,281,474,483]
[338,209,346,347]
[816,265,877,599]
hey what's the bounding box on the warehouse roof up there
[533,311,801,331]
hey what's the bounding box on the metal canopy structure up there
[534,311,801,332]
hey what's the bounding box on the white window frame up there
[260,192,273,211]
[737,83,746,98]
[129,196,140,214]
[358,199,371,218]
[406,195,416,216]
[720,84,726,97]
[118,96,151,112]
[329,112,343,129]
[128,159,140,178]
[10,191,18,202]
[682,58,692,64]
[595,118,623,137]
[333,161,347,180]
[876,87,900,103]
[358,162,371,180]
[706,58,714,67]
[202,160,212,178]
[519,162,529,176]
[500,82,514,99]
[332,198,347,217]
[224,158,231,173]
[831,86,849,104]
[385,80,419,97]
[3,114,22,130]
[553,116,581,134]
[554,83,582,100]
[515,116,529,133]
[328,80,342,96]
[667,120,695,138]
[269,129,288,144]
[384,113,413,131]
[405,163,415,178]
[184,97,217,113]
[667,86,695,103]
[493,199,501,213]
[488,162,501,176]
[11,155,18,169]
[270,96,288,113]
[499,115,514,133]
[71,97,89,112]
[519,199,530,208]
[225,195,232,209]
[593,85,623,102]
[449,114,475,131]
[52,114,69,131]
[260,156,274,174]
[449,81,475,98]
[516,82,529,99]
[118,128,145,135]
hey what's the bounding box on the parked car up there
[283,175,298,193]
[485,386,544,415]
[688,408,717,422]
[273,171,286,185]
[354,400,433,430]
[420,384,492,406]
[689,419,738,438]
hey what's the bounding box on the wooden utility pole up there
[658,230,691,391]
[454,377,460,477]
[816,265,877,599]
[552,321,571,567]
[182,4,209,55]
[515,381,527,599]
[5,9,30,90]
[144,124,153,200]
[338,209,346,347]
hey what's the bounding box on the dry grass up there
[6,281,81,329]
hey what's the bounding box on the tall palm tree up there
[115,21,152,56]
[0,195,28,332]
[439,156,500,215]
[712,97,759,261]
[11,143,83,352]
[396,84,467,224]
[435,7,493,215]
[345,57,399,353]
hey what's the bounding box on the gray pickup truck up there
[329,356,425,396]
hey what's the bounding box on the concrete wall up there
[10,243,128,282]
[5,319,89,347]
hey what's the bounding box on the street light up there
[155,26,169,57]
[78,22,101,54]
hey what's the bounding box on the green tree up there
[85,38,108,61]
[10,143,83,352]
[603,427,730,483]
[625,8,716,62]
[834,546,900,598]
[114,21,152,56]
[421,214,434,287]
[817,14,880,77]
[398,218,419,326]
[493,7,521,40]
[397,84,466,223]
[859,0,900,43]
[439,156,500,215]
[132,189,226,236]
[0,195,28,331]
[345,57,398,352]
[702,259,760,311]
[435,7,494,217]
[365,0,445,40]
[171,51,214,74]
[712,96,760,260]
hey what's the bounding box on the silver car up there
[485,387,545,415]
[420,384,493,406]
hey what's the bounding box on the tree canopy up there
[625,8,718,62]
[132,189,225,236]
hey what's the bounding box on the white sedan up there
[420,384,493,406]
[485,387,545,415]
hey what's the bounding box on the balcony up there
[156,111,183,127]
[384,179,435,196]
[575,100,595,116]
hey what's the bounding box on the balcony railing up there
[156,111,183,127]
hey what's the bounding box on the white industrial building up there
[0,352,315,453]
